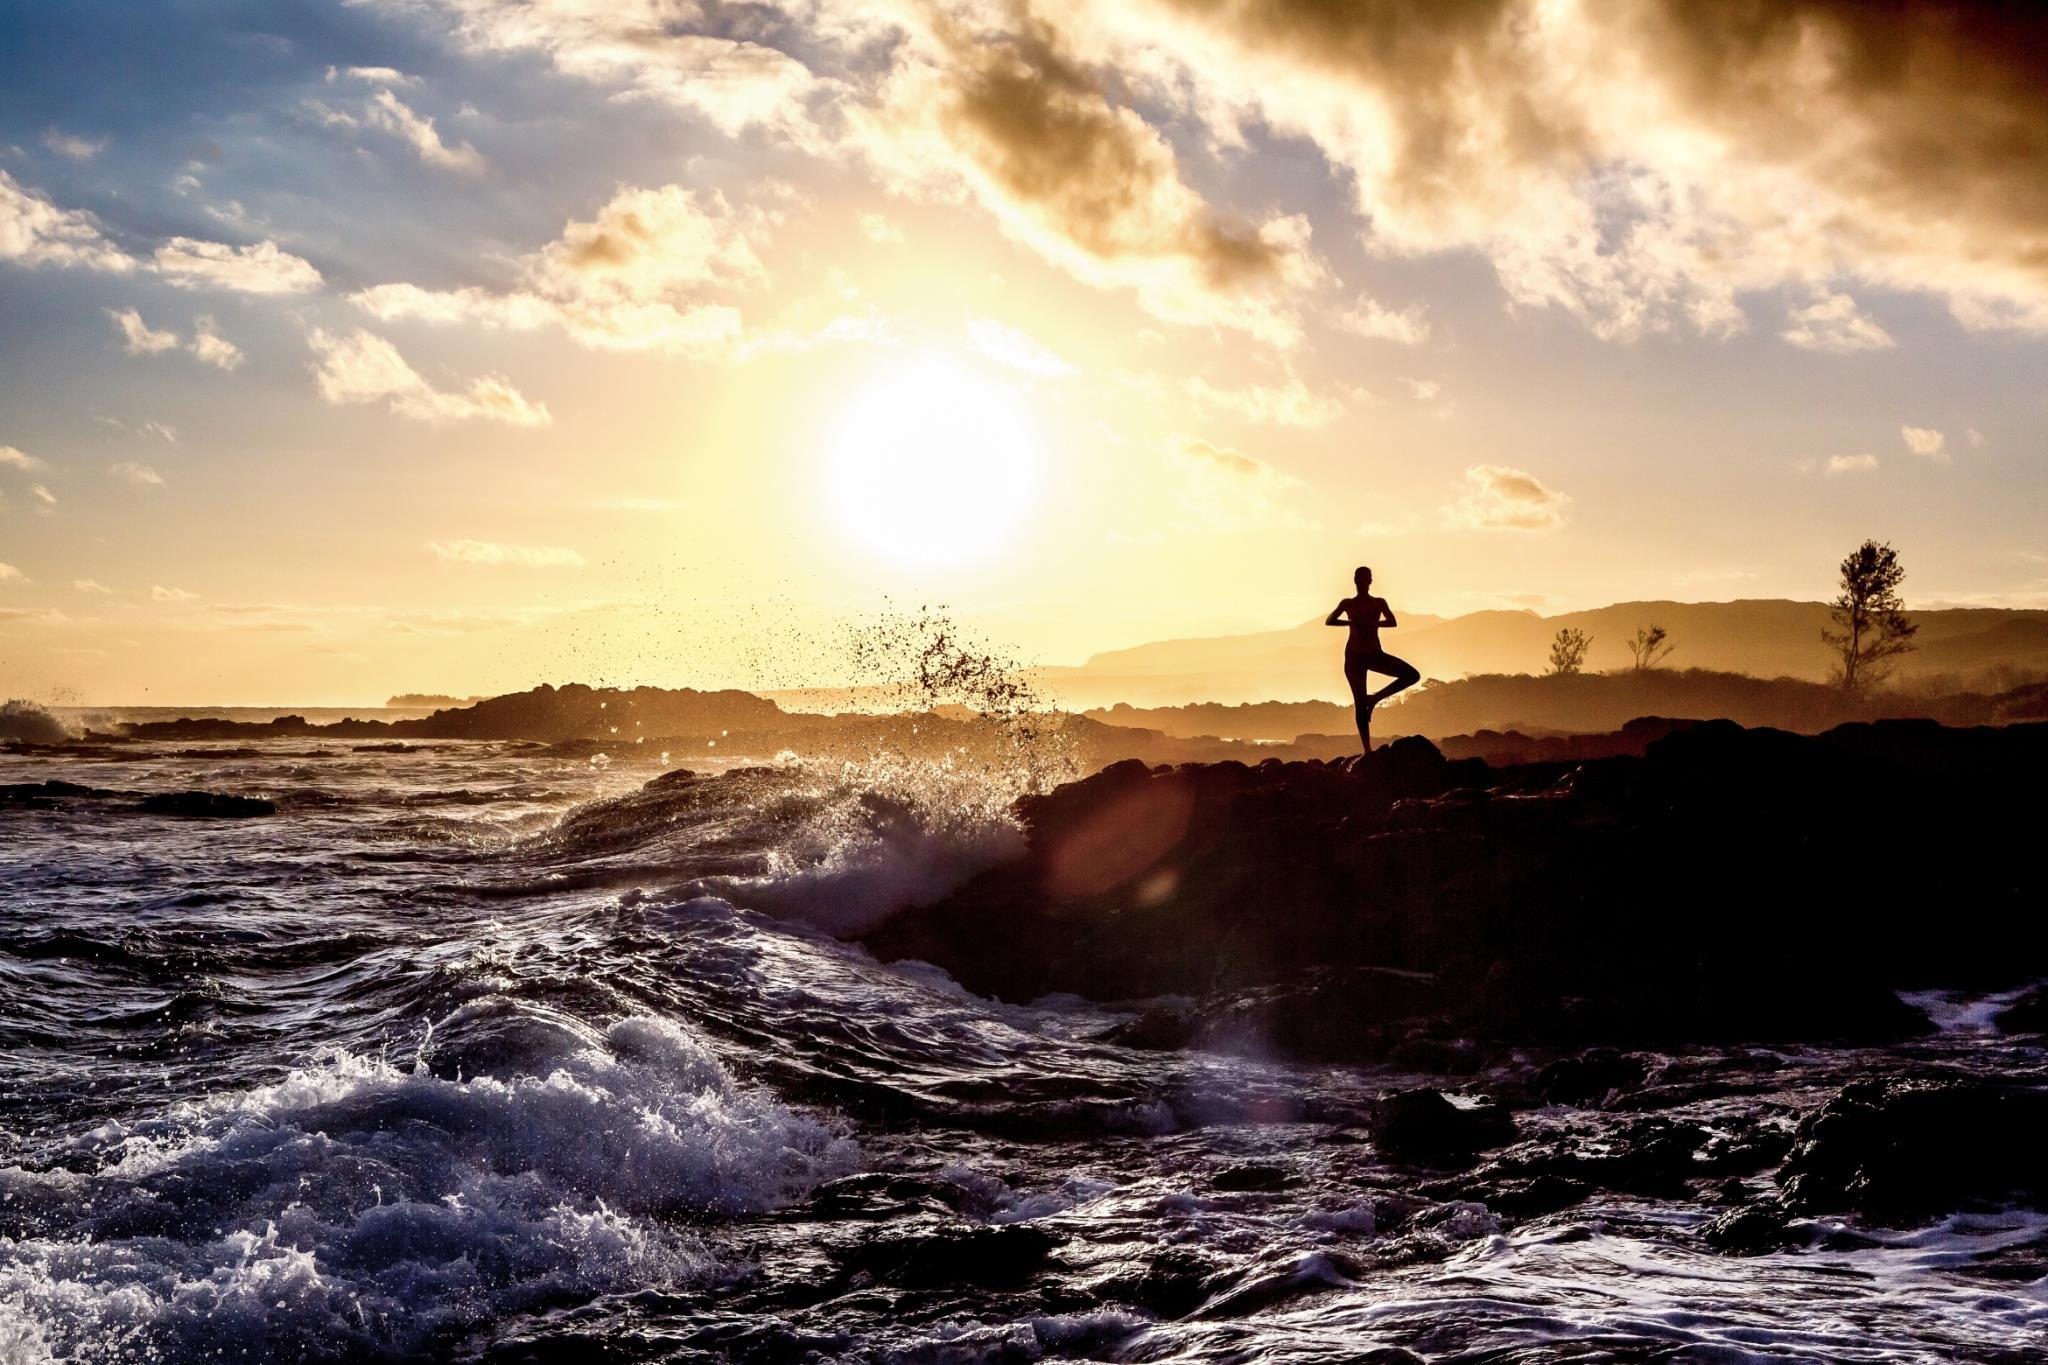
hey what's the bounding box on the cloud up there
[0,445,47,471]
[1968,426,1985,448]
[1782,292,1894,353]
[307,328,551,426]
[108,461,166,486]
[108,307,180,355]
[1825,453,1880,475]
[188,315,244,371]
[152,237,321,293]
[1336,294,1430,346]
[30,483,55,509]
[859,14,1326,346]
[1443,464,1569,531]
[349,184,760,355]
[43,127,107,161]
[0,562,22,583]
[1401,377,1442,402]
[0,169,133,271]
[860,212,905,243]
[1901,425,1947,461]
[73,579,113,594]
[352,1,2048,345]
[1168,437,1309,531]
[1183,374,1342,427]
[328,64,416,85]
[1020,0,2048,341]
[428,539,586,568]
[151,585,197,602]
[108,308,244,370]
[364,88,486,172]
[393,0,826,143]
[967,318,1075,376]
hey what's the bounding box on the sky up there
[2,0,2045,705]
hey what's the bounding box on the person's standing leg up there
[1344,653,1373,753]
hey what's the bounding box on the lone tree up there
[1547,627,1591,675]
[1626,624,1675,671]
[1822,539,1917,694]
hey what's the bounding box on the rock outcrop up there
[862,719,2048,1053]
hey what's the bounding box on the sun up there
[824,357,1039,568]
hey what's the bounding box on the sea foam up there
[0,1010,855,1361]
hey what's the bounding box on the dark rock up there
[1778,1078,2048,1224]
[1105,1005,1197,1051]
[1387,1032,1484,1075]
[1483,1174,1594,1218]
[1587,1118,1711,1196]
[1191,969,1444,1065]
[1537,1050,1648,1107]
[1,779,112,808]
[1211,1163,1294,1192]
[1995,987,2048,1034]
[835,1224,1062,1289]
[1093,1248,1223,1319]
[1374,1088,1516,1166]
[1702,1201,1799,1255]
[861,718,2048,1051]
[138,791,276,819]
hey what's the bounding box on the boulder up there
[1374,1088,1515,1166]
[1778,1078,2048,1224]
[1995,987,2048,1034]
[138,790,277,818]
[834,1224,1062,1289]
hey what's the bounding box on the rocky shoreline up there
[863,718,2048,1055]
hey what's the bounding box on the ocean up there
[1,736,2043,1362]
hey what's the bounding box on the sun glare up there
[825,357,1039,568]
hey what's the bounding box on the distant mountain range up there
[1030,600,2048,708]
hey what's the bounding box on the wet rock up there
[1191,969,1445,1065]
[1387,1032,1484,1074]
[137,790,277,818]
[835,1224,1063,1289]
[1778,1078,2048,1224]
[1211,1163,1294,1192]
[1701,1201,1800,1255]
[1537,1050,1648,1107]
[1,779,113,809]
[1995,987,2048,1034]
[1104,1005,1196,1051]
[1589,1118,1712,1196]
[1093,1248,1223,1319]
[1482,1173,1594,1218]
[1374,1089,1516,1166]
[865,719,2048,1052]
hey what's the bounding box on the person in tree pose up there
[1327,565,1421,752]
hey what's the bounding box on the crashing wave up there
[0,1009,854,1361]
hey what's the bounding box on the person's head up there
[1354,565,1373,592]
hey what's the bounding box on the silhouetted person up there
[1328,566,1421,752]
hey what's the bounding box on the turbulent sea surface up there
[2,738,2043,1363]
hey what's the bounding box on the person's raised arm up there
[1326,599,1352,627]
[1378,599,1398,628]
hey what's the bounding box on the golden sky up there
[2,0,2046,703]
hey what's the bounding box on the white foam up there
[713,754,1029,936]
[0,1012,855,1360]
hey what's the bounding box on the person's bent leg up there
[1370,653,1421,704]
